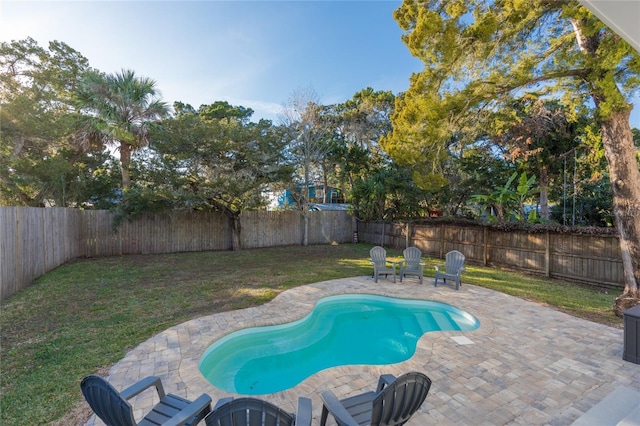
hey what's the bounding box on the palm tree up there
[76,69,168,191]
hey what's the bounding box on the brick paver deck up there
[86,276,640,425]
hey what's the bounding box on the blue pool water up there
[199,294,479,395]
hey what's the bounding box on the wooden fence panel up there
[1,207,19,300]
[443,226,485,262]
[1,208,626,300]
[357,221,625,289]
[549,233,622,287]
[0,208,353,300]
[486,231,546,274]
[241,211,302,248]
[411,225,442,256]
[0,207,84,300]
[82,210,120,257]
[308,211,353,245]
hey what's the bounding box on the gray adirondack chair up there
[205,396,312,426]
[370,246,398,283]
[399,247,425,284]
[434,250,466,290]
[80,375,212,426]
[320,372,432,426]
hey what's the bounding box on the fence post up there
[483,226,489,266]
[440,224,445,258]
[545,231,551,277]
[406,222,410,248]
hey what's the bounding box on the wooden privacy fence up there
[0,207,353,300]
[358,221,625,289]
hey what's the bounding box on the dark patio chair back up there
[370,372,432,426]
[204,397,295,426]
[81,375,136,426]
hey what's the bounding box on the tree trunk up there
[598,110,640,316]
[229,215,242,251]
[119,142,132,191]
[302,161,310,246]
[322,161,329,203]
[208,198,242,251]
[539,164,550,220]
[229,211,242,251]
[571,16,640,316]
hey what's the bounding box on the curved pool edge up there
[174,277,494,402]
[198,293,480,394]
[102,276,496,419]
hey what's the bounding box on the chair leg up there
[320,405,329,426]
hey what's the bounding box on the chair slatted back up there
[445,250,465,275]
[81,375,136,426]
[370,372,432,426]
[402,247,422,268]
[205,397,295,426]
[370,246,388,268]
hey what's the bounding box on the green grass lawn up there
[0,244,620,425]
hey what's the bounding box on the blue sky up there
[1,0,639,127]
[0,0,423,122]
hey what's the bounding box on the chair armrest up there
[295,397,313,426]
[213,396,234,410]
[376,374,396,392]
[434,264,443,272]
[321,390,360,426]
[163,393,212,426]
[120,376,165,400]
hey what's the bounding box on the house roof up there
[309,203,351,211]
[579,0,640,52]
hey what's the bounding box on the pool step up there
[429,311,458,331]
[570,385,640,426]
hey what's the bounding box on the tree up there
[280,87,332,246]
[149,102,290,250]
[469,171,539,223]
[391,0,640,315]
[329,88,396,194]
[0,38,109,207]
[492,99,583,220]
[76,69,169,192]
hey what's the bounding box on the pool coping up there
[89,276,640,425]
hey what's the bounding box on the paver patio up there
[85,276,640,425]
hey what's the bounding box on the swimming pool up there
[199,294,479,394]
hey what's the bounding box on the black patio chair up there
[320,372,432,426]
[80,375,212,426]
[204,396,312,426]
